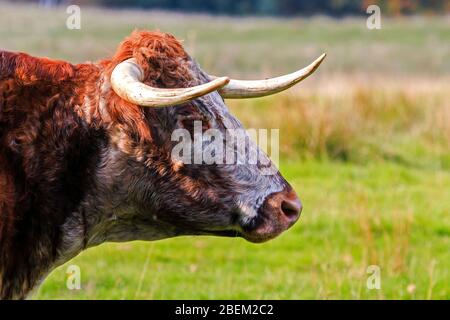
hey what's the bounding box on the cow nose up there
[281,196,302,221]
[242,188,302,242]
[262,188,302,227]
[278,189,302,225]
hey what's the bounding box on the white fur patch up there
[236,201,258,225]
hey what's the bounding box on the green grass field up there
[35,161,450,299]
[0,2,449,299]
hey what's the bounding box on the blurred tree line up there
[15,0,450,16]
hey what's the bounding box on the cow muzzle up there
[241,188,302,243]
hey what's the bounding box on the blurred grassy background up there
[0,3,449,299]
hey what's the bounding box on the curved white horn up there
[216,53,326,99]
[111,58,230,107]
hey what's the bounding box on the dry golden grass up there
[229,76,450,167]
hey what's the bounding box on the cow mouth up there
[197,219,294,243]
[201,213,292,243]
[202,220,288,243]
[194,189,302,243]
[239,214,288,243]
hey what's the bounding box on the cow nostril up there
[281,198,302,220]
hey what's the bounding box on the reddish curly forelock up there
[102,30,194,143]
[106,30,192,86]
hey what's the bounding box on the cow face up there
[102,59,302,244]
[98,31,324,244]
[130,60,301,243]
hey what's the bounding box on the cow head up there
[90,31,325,245]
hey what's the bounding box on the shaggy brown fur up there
[0,30,196,299]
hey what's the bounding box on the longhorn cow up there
[0,30,325,299]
